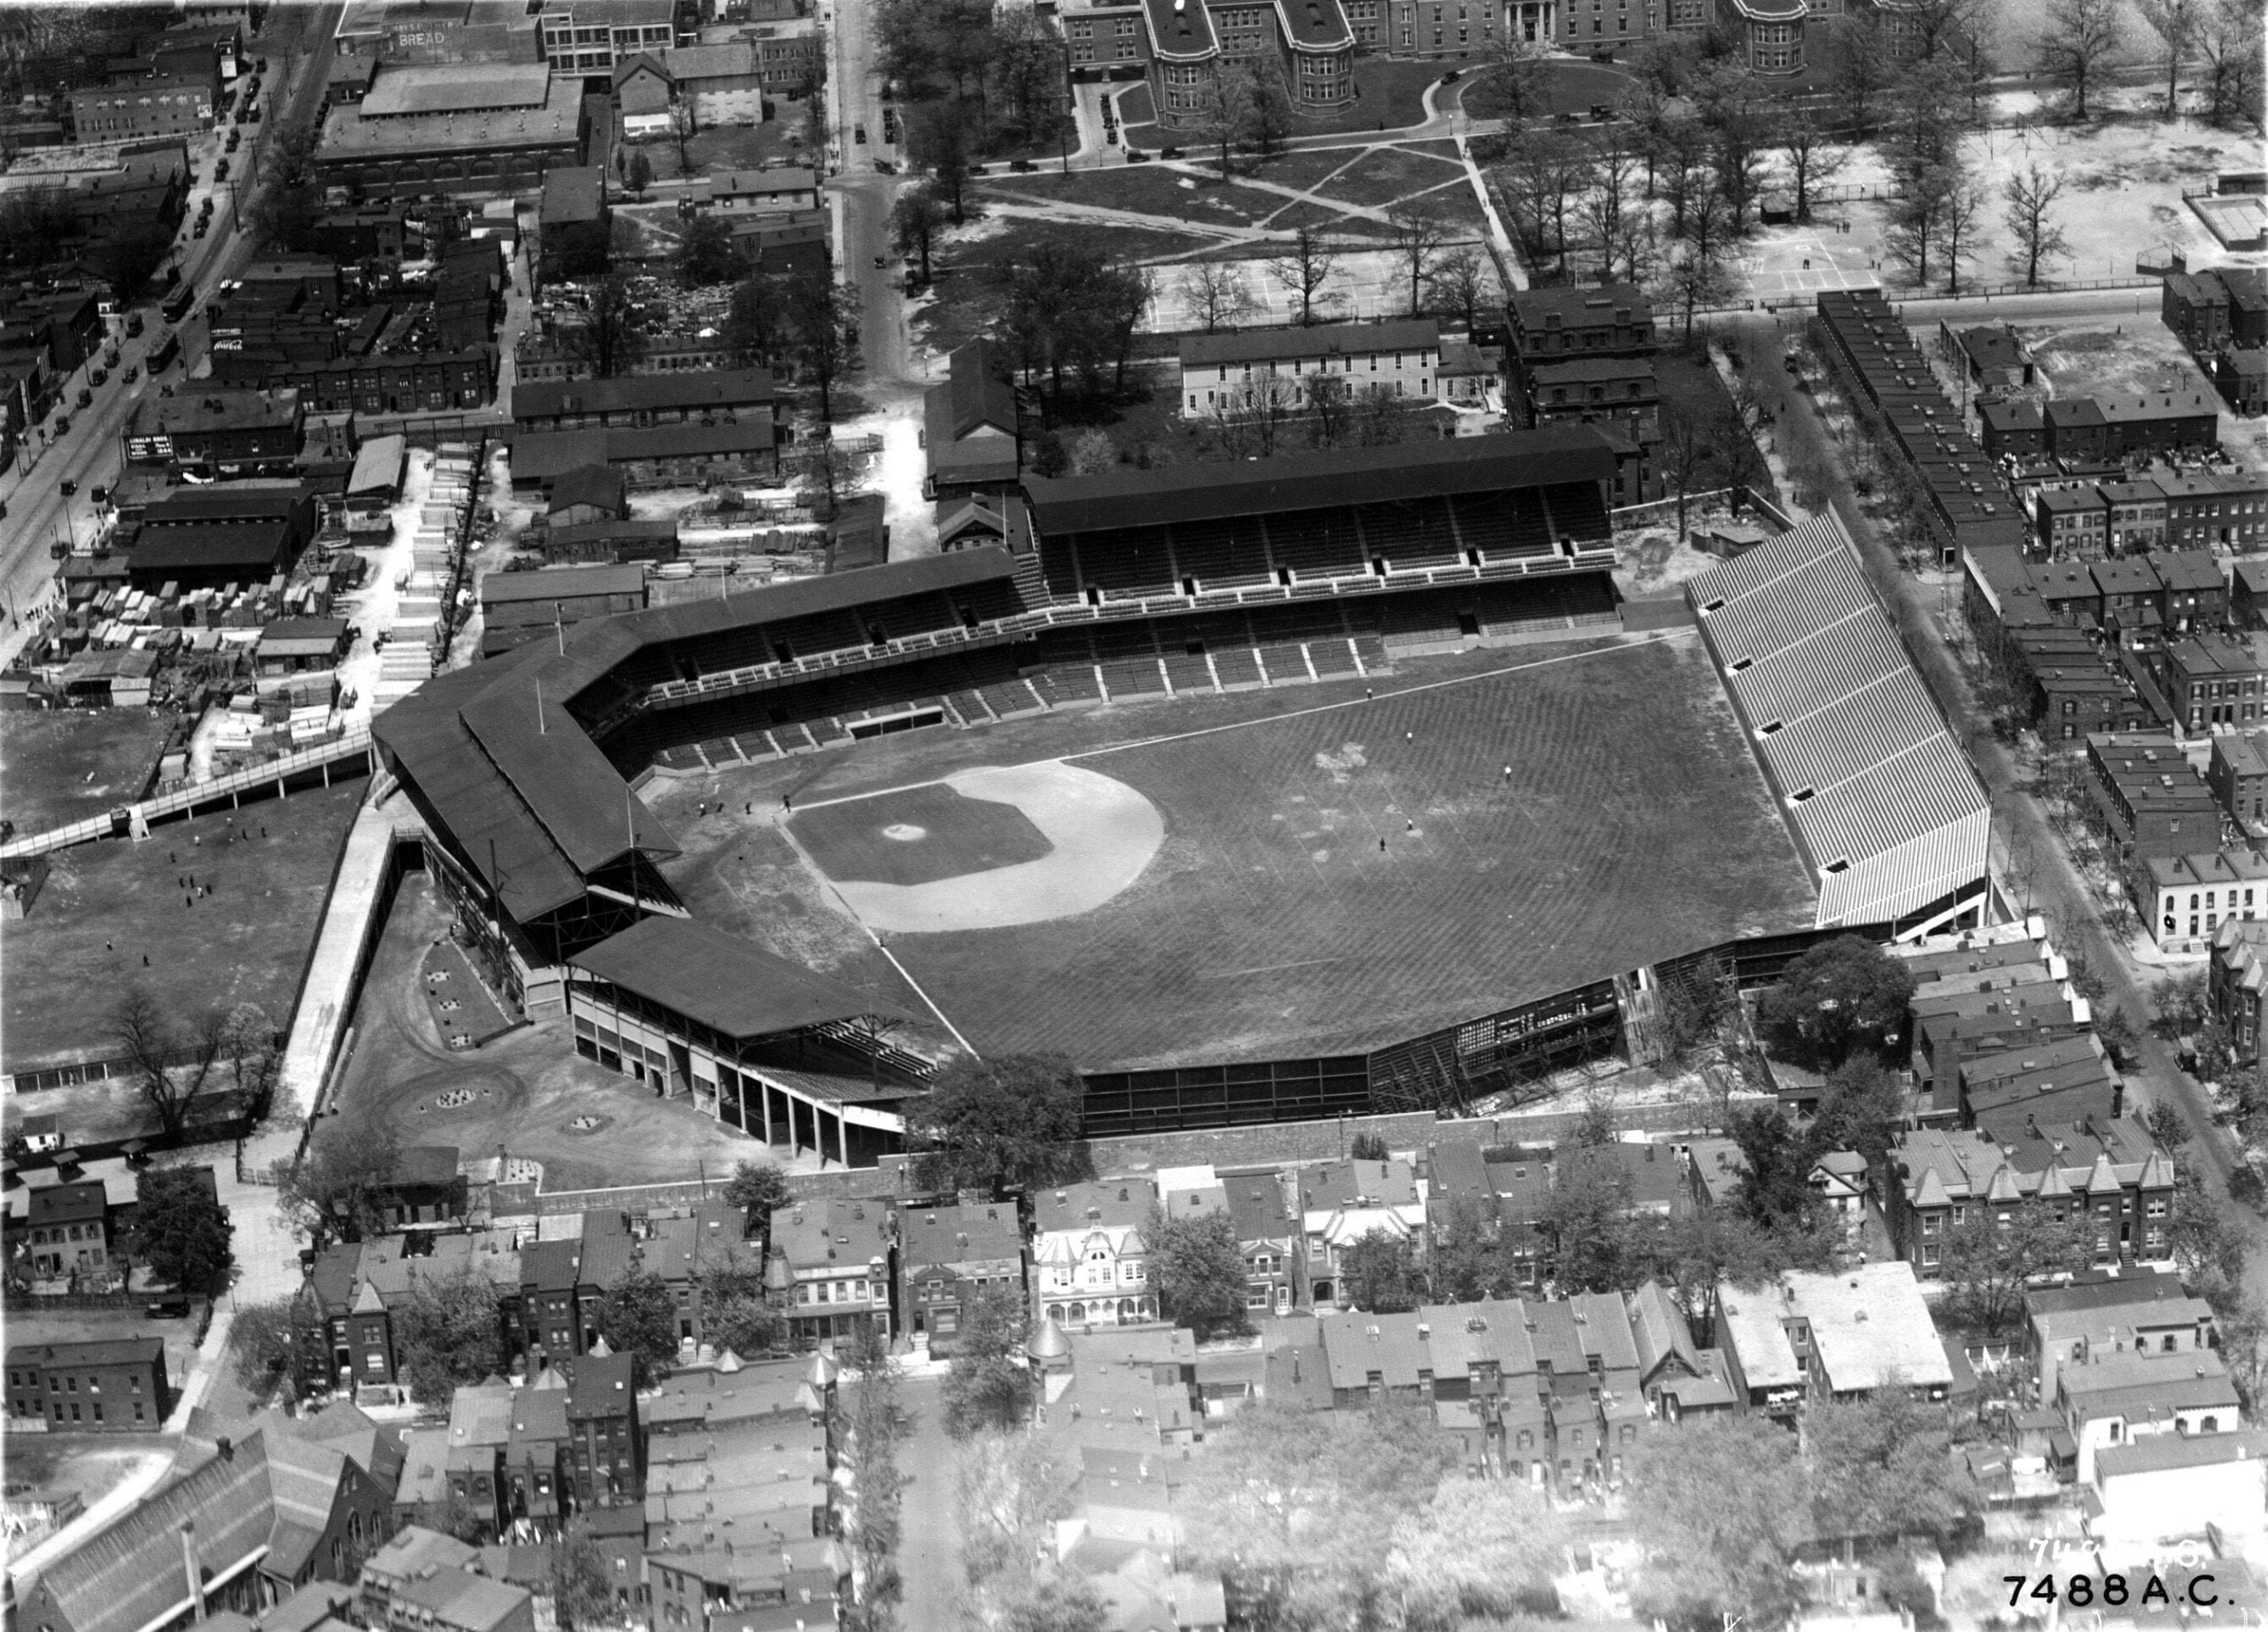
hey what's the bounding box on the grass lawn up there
[665,637,1814,1069]
[1313,144,1469,208]
[0,711,172,835]
[1657,347,1784,501]
[0,780,365,1076]
[1244,146,1377,194]
[1464,57,1641,120]
[1287,56,1452,137]
[981,164,1281,226]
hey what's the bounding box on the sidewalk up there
[268,795,400,1145]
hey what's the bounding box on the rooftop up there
[1179,317,1438,369]
[360,61,553,117]
[568,916,913,1041]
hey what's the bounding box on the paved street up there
[892,1372,964,1632]
[1735,307,2268,1312]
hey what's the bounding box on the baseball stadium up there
[370,427,1990,1157]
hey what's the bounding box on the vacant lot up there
[2023,323,2219,404]
[2,781,365,1076]
[663,636,1814,1071]
[0,711,172,835]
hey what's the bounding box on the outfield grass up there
[660,637,1814,1071]
[0,711,171,835]
[1,781,365,1075]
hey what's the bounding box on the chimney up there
[181,1523,205,1622]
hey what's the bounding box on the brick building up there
[5,1338,170,1429]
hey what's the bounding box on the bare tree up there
[1831,11,1894,136]
[1664,188,1734,339]
[668,99,701,174]
[1940,167,1987,293]
[1775,105,1845,223]
[1466,34,1550,123]
[1209,387,1292,458]
[1658,397,1711,541]
[2135,0,2202,116]
[2001,163,2070,288]
[2197,0,2267,129]
[1387,204,1449,316]
[1354,382,1408,447]
[574,274,647,378]
[1887,161,1954,286]
[2038,0,2124,120]
[1494,126,1588,276]
[112,989,229,1144]
[1425,245,1490,332]
[1307,370,1353,447]
[1180,260,1258,332]
[1578,125,1645,281]
[1265,225,1338,326]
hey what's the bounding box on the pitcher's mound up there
[788,763,1164,933]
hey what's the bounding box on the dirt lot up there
[0,711,172,836]
[1,1435,170,1543]
[1,781,366,1078]
[2021,323,2221,404]
[325,874,778,1190]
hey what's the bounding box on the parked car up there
[75,388,91,408]
[104,347,120,368]
[54,416,69,434]
[127,313,144,335]
[58,478,75,495]
[194,219,209,238]
[873,158,896,174]
[91,486,109,505]
[215,159,229,180]
[249,105,261,121]
[89,367,105,385]
[1440,67,1461,82]
[226,129,241,152]
[124,364,139,383]
[854,123,866,143]
[1008,158,1035,172]
[1125,148,1149,162]
[873,253,887,268]
[146,1299,190,1319]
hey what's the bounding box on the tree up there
[2039,0,2123,120]
[1728,1108,1821,1233]
[1775,105,1845,224]
[230,1294,313,1400]
[1387,204,1448,316]
[395,1264,505,1403]
[593,1270,679,1386]
[269,1129,402,1245]
[135,1163,233,1295]
[247,119,323,253]
[674,215,743,288]
[1663,189,1735,341]
[1691,59,1772,235]
[1495,125,1588,275]
[1339,1229,1421,1312]
[942,1280,1035,1436]
[1354,382,1409,447]
[1425,245,1491,332]
[2135,0,2202,116]
[552,1518,618,1632]
[2001,162,2070,288]
[221,1005,281,1124]
[889,185,947,284]
[1887,160,1955,287]
[1810,1055,1908,1170]
[841,1345,905,1632]
[959,1430,1079,1594]
[1579,124,1649,283]
[1939,166,1986,294]
[721,1162,792,1240]
[1386,1476,1563,1625]
[1349,1131,1392,1162]
[699,1245,785,1357]
[1182,1400,1456,1627]
[113,988,229,1143]
[1535,1154,1646,1292]
[784,264,860,420]
[2143,1100,2193,1156]
[1180,260,1257,333]
[906,99,974,222]
[1937,1201,2098,1334]
[999,1575,1108,1632]
[907,1053,1088,1193]
[1464,35,1550,124]
[667,98,701,175]
[2153,968,2212,1037]
[1755,935,1917,1071]
[1625,1415,1808,1630]
[1149,1204,1250,1338]
[1266,225,1338,327]
[721,271,783,369]
[576,274,646,377]
[1806,1389,1961,1556]
[1066,427,1116,476]
[625,148,654,197]
[2197,0,2267,129]
[1230,57,1294,160]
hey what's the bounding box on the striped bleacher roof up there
[1686,512,1989,925]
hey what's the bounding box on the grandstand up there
[1685,510,1992,932]
[369,424,1666,1143]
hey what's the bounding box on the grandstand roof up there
[571,916,914,1038]
[372,548,1021,923]
[1023,424,1617,535]
[1687,511,1989,925]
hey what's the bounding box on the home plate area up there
[786,762,1166,934]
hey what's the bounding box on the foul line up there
[1063,631,1686,763]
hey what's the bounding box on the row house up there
[1714,1263,1953,1417]
[2143,847,2268,951]
[2024,1273,2218,1402]
[2148,630,2268,730]
[300,1229,523,1398]
[1315,1293,1645,1494]
[1625,1280,1737,1423]
[511,369,781,433]
[1176,319,1441,419]
[23,1178,114,1286]
[1887,1121,2176,1276]
[2085,733,2221,857]
[1298,1157,1425,1309]
[642,1201,753,1355]
[1031,1180,1157,1331]
[899,1200,1023,1355]
[2156,467,2268,551]
[2055,1348,2242,1483]
[768,1197,894,1344]
[1227,1170,1301,1317]
[2209,728,2268,829]
[2211,916,2268,1061]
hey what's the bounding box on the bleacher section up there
[1686,511,1990,931]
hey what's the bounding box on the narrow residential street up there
[1733,307,2268,1311]
[892,1372,963,1632]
